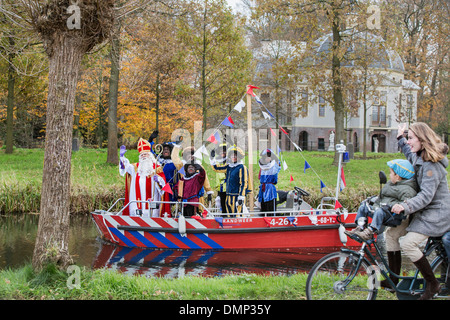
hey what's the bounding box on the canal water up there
[0,213,410,278]
[0,214,335,277]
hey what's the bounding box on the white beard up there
[137,157,155,177]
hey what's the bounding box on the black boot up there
[413,255,441,300]
[380,251,401,290]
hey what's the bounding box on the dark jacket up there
[375,178,418,208]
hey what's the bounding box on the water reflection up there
[0,214,100,269]
[92,243,334,278]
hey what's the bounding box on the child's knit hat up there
[387,159,415,179]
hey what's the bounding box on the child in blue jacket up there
[257,149,281,213]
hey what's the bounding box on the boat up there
[91,85,360,250]
[91,185,360,250]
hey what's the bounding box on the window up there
[372,105,386,126]
[372,91,380,105]
[318,91,325,117]
[318,138,325,151]
[300,91,308,116]
[407,94,413,106]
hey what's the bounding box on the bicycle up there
[305,232,449,300]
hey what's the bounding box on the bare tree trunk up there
[330,5,345,165]
[32,36,85,270]
[107,24,120,165]
[5,35,15,154]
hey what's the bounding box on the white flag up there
[283,160,288,171]
[262,111,271,120]
[198,144,209,156]
[233,99,245,113]
[193,148,203,159]
[293,142,302,151]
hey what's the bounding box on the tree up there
[177,0,253,132]
[256,0,357,163]
[0,12,48,152]
[1,0,116,270]
[106,23,121,164]
[380,0,449,135]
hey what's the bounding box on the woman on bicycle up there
[391,122,450,300]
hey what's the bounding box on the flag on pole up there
[233,100,245,113]
[304,161,311,173]
[193,148,203,159]
[270,128,277,137]
[198,144,209,156]
[246,85,260,96]
[255,95,263,104]
[340,166,347,191]
[207,131,221,144]
[320,180,326,193]
[283,160,288,171]
[293,142,302,151]
[290,175,294,182]
[162,183,173,195]
[221,116,234,128]
[334,200,343,210]
[280,126,288,135]
[262,111,272,120]
[264,108,275,119]
[178,166,185,176]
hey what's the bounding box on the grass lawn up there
[0,147,448,213]
[0,263,396,300]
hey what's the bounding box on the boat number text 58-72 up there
[269,216,336,226]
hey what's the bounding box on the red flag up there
[340,166,347,191]
[290,175,294,182]
[162,183,173,195]
[246,85,260,97]
[334,200,343,210]
[207,131,220,144]
[270,128,277,137]
[280,126,288,135]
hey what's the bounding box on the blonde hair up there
[409,122,449,163]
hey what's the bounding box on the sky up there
[227,0,243,12]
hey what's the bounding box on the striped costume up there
[211,161,251,215]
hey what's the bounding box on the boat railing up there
[317,196,337,210]
[99,198,343,219]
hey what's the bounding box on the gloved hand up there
[149,130,159,143]
[210,149,216,158]
[119,145,127,169]
[120,145,127,157]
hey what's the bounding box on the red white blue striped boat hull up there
[91,210,360,250]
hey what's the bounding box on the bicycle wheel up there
[306,251,378,300]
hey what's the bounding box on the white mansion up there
[253,31,420,154]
